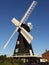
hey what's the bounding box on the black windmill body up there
[14,24,34,56]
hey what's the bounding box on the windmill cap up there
[27,22,32,30]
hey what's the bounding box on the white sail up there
[20,27,33,44]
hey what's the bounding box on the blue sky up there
[0,0,49,56]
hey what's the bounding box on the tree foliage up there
[0,55,24,65]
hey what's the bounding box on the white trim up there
[29,50,33,56]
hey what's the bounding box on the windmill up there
[3,1,37,56]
